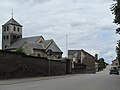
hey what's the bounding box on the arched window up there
[7,35,9,39]
[4,27,6,31]
[13,26,16,31]
[17,27,20,32]
[7,26,9,31]
[38,54,41,57]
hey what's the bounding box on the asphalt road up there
[0,66,120,90]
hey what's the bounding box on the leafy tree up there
[116,40,120,64]
[111,0,120,24]
[95,54,98,60]
[98,58,106,71]
[111,0,120,65]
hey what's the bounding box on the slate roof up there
[7,36,62,53]
[81,49,95,58]
[68,50,80,55]
[25,41,44,50]
[8,36,42,49]
[45,39,62,53]
[3,18,22,27]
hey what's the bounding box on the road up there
[0,66,120,90]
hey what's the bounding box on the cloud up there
[0,0,118,63]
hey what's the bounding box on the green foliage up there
[111,0,120,24]
[111,0,120,34]
[111,0,120,66]
[116,40,120,64]
[98,58,106,71]
[95,54,98,60]
[15,48,24,54]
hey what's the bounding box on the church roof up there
[3,18,22,27]
[44,39,62,53]
[7,36,42,49]
[45,39,62,52]
[7,36,62,53]
[24,41,44,50]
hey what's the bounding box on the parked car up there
[109,66,119,75]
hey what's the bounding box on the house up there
[2,17,63,59]
[68,49,96,74]
[112,58,119,66]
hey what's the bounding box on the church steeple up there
[2,17,22,50]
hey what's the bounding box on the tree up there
[111,0,120,24]
[111,0,120,66]
[111,0,120,34]
[116,40,120,64]
[95,54,98,60]
[98,58,106,71]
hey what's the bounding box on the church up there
[2,17,63,59]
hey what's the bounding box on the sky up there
[0,0,119,64]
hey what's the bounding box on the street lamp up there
[47,49,52,76]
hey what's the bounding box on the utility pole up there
[66,35,68,58]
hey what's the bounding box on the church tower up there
[2,17,22,50]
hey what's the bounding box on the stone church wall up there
[0,50,66,79]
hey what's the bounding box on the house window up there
[17,27,20,32]
[7,26,9,31]
[13,26,16,31]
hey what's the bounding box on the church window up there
[5,45,7,48]
[38,54,41,57]
[39,41,42,43]
[7,35,9,39]
[7,26,9,31]
[4,36,5,39]
[13,26,16,31]
[4,27,6,31]
[17,36,20,38]
[13,35,16,39]
[17,27,20,32]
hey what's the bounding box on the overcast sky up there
[0,0,119,63]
